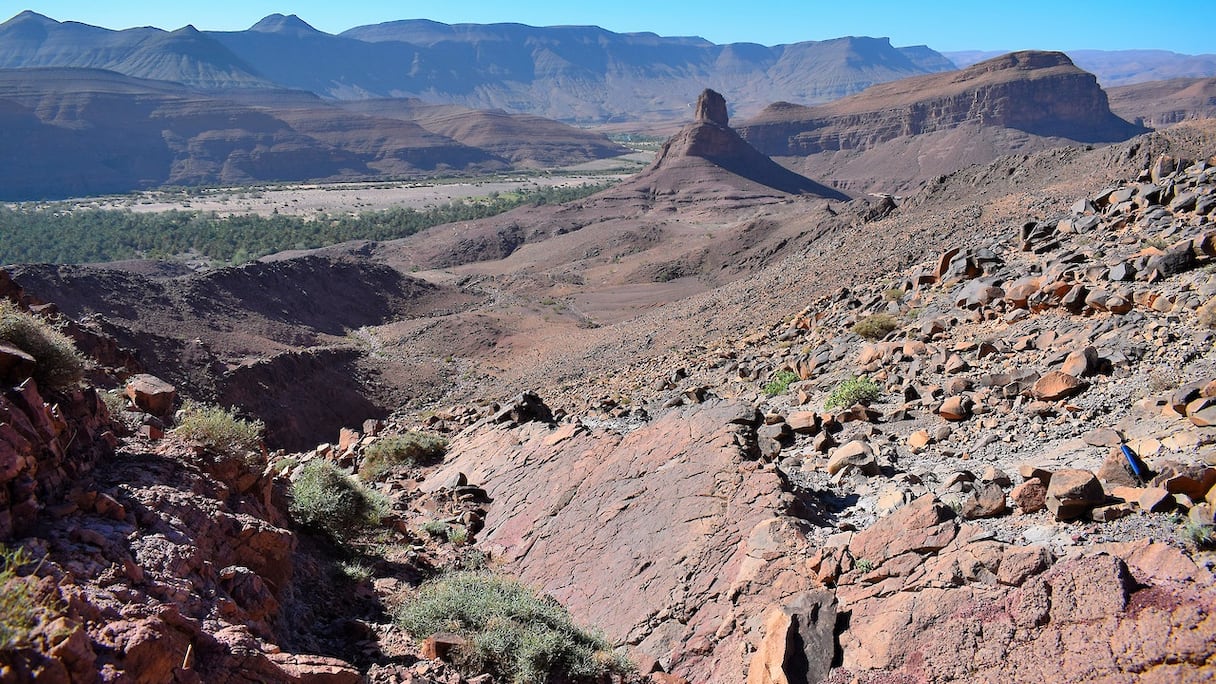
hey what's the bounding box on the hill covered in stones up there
[2,116,1216,683]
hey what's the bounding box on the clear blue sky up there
[6,1,1214,53]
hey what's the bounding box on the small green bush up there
[851,313,899,340]
[882,287,906,302]
[396,571,632,684]
[359,432,447,481]
[421,520,450,538]
[763,369,800,397]
[1181,520,1216,549]
[854,558,874,573]
[0,545,37,652]
[290,460,387,543]
[825,376,882,410]
[172,402,264,455]
[0,300,85,391]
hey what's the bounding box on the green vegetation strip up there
[0,183,612,265]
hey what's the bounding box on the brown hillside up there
[737,51,1147,194]
[1107,77,1216,128]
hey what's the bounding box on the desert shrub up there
[359,432,447,481]
[0,300,85,391]
[763,370,800,397]
[1199,297,1216,329]
[396,571,633,684]
[421,520,450,538]
[290,460,388,543]
[0,546,37,652]
[851,313,899,340]
[172,402,264,455]
[1181,520,1216,549]
[854,558,874,573]
[882,287,906,302]
[825,376,882,410]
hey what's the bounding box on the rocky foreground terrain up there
[2,91,1216,682]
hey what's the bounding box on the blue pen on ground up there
[1120,444,1148,485]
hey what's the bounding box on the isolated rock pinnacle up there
[695,88,728,126]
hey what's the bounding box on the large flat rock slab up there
[436,399,808,682]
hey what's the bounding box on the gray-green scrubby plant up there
[0,300,85,391]
[1181,519,1216,549]
[825,376,882,410]
[172,402,265,455]
[358,432,447,481]
[396,571,633,684]
[0,545,38,652]
[763,369,800,397]
[851,313,899,340]
[290,460,388,544]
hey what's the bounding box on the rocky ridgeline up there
[389,153,1216,682]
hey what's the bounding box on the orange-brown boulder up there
[1032,371,1084,401]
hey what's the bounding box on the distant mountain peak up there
[250,13,322,35]
[2,10,59,27]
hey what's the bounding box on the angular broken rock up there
[421,632,467,661]
[491,391,554,425]
[849,494,957,564]
[1031,371,1085,401]
[937,395,973,421]
[827,440,879,476]
[907,429,932,453]
[786,411,820,434]
[1045,469,1105,521]
[746,590,837,684]
[1060,346,1099,377]
[1187,397,1216,427]
[961,482,1008,519]
[0,343,35,385]
[124,374,177,417]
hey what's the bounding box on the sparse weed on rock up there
[825,376,882,410]
[0,300,85,391]
[0,545,38,652]
[396,571,633,684]
[851,313,899,340]
[290,460,388,544]
[359,432,447,481]
[172,402,264,457]
[764,369,800,397]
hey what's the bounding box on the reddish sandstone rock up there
[433,399,801,683]
[827,440,879,476]
[124,374,177,417]
[266,652,361,683]
[1011,478,1048,513]
[937,395,973,421]
[849,494,957,565]
[1045,469,1105,520]
[420,632,467,662]
[746,590,837,684]
[1032,371,1084,401]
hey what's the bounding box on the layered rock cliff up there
[739,51,1146,157]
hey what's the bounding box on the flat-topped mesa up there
[695,88,729,126]
[738,49,1147,156]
